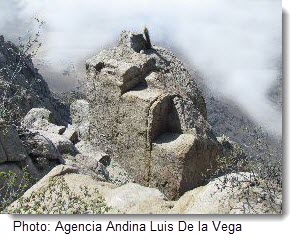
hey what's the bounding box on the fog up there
[0,0,282,136]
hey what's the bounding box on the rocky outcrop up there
[0,36,70,125]
[24,133,60,160]
[5,165,143,214]
[86,31,220,199]
[1,31,281,215]
[150,133,213,199]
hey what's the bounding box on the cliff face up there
[86,31,220,199]
[0,35,69,125]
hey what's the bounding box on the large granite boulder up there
[86,31,220,200]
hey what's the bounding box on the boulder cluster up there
[0,105,113,187]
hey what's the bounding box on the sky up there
[0,0,282,136]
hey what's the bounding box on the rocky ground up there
[0,31,282,214]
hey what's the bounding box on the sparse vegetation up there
[5,176,111,214]
[0,17,44,123]
[0,17,44,80]
[211,171,282,214]
[211,127,282,214]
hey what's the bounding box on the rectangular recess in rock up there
[147,94,172,144]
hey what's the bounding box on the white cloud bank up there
[0,0,282,136]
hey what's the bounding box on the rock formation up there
[86,31,220,199]
[0,31,282,214]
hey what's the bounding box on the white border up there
[0,1,294,241]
